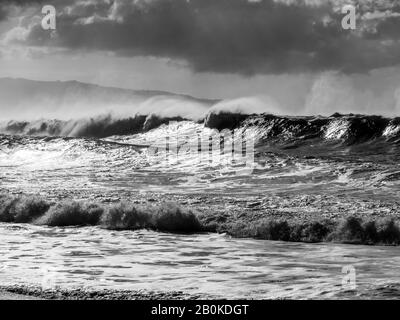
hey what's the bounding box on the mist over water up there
[2,73,400,126]
[0,78,213,121]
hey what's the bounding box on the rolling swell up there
[205,112,400,146]
[0,114,188,138]
[0,194,202,233]
[1,193,400,245]
[2,112,400,148]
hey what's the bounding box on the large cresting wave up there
[2,112,400,148]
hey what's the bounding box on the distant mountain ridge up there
[0,77,216,103]
[0,78,217,121]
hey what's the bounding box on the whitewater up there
[2,80,400,298]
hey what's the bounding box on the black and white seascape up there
[2,0,400,300]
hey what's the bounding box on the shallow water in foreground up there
[0,223,399,299]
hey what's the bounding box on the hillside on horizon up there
[0,78,216,121]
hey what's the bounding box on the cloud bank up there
[1,0,400,75]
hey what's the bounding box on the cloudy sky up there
[1,0,400,115]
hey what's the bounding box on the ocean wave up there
[0,114,188,138]
[0,194,202,233]
[1,77,400,144]
[209,215,400,245]
[2,112,400,154]
[206,113,400,146]
[0,78,214,121]
[1,194,400,245]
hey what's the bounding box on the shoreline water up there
[0,286,200,300]
[1,284,400,300]
[2,223,400,299]
[0,290,42,300]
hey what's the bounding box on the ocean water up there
[1,224,400,299]
[1,114,400,299]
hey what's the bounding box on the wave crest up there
[0,194,202,233]
[2,112,400,149]
[0,114,187,138]
[2,194,400,245]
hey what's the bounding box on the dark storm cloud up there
[6,0,400,74]
[0,0,56,21]
[1,0,48,7]
[0,6,7,21]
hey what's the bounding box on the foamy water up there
[0,223,399,299]
[2,116,400,299]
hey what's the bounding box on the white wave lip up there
[383,124,400,137]
[323,119,350,140]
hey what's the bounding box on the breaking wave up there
[2,112,400,146]
[204,112,400,146]
[219,216,400,245]
[0,194,202,233]
[1,193,400,245]
[2,78,400,146]
[0,114,189,138]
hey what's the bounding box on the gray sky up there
[1,0,400,115]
